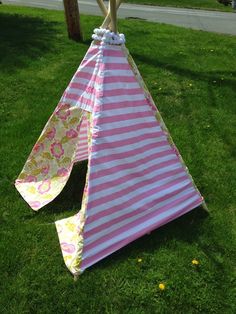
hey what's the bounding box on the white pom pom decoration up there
[92,28,126,45]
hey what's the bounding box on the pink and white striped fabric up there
[55,42,204,275]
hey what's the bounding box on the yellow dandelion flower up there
[192,259,199,265]
[137,258,142,263]
[159,283,165,290]
[189,83,193,87]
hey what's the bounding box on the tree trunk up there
[63,0,82,42]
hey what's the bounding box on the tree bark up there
[63,0,82,42]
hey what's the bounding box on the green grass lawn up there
[124,0,234,12]
[0,5,236,314]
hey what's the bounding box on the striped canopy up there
[15,33,205,276]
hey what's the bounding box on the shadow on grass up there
[0,12,59,72]
[133,53,236,93]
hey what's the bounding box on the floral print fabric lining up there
[15,104,86,210]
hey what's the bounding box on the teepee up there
[15,0,206,276]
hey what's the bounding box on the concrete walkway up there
[2,0,236,35]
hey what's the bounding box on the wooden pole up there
[63,0,82,42]
[109,0,117,33]
[101,0,122,30]
[96,0,108,16]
